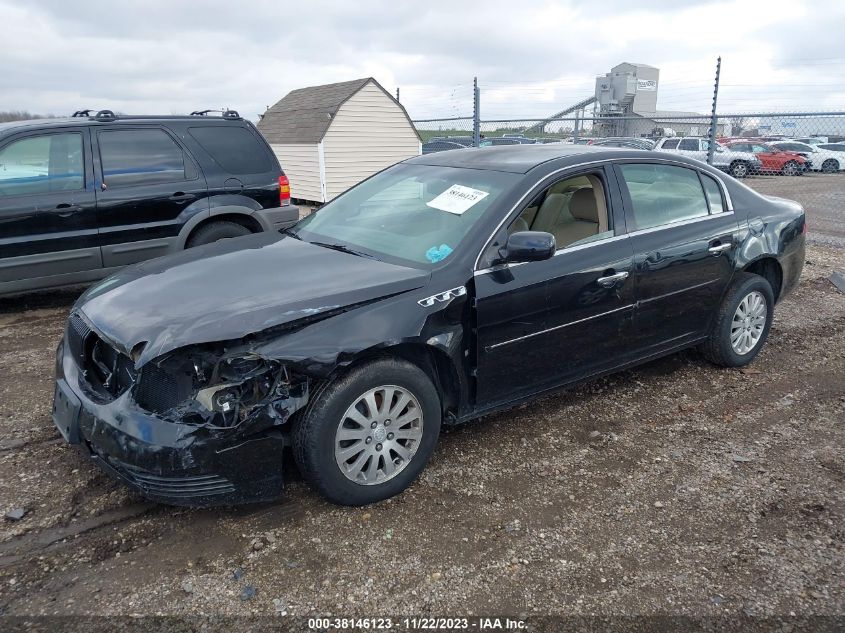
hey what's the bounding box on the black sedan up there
[53,145,806,506]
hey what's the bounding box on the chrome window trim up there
[473,156,735,271]
[626,209,735,237]
[485,304,635,351]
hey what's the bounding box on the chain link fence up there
[414,111,845,247]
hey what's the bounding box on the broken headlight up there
[192,355,288,427]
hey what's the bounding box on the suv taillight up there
[279,175,291,206]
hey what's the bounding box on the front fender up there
[250,289,470,411]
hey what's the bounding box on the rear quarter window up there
[188,126,274,175]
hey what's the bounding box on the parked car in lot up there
[532,138,564,144]
[428,136,474,147]
[479,137,521,146]
[590,138,649,150]
[793,137,827,145]
[590,137,655,150]
[654,137,762,178]
[421,140,468,154]
[0,110,297,297]
[719,140,809,175]
[819,143,845,153]
[767,141,845,173]
[53,144,805,506]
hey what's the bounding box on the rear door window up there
[700,174,725,213]
[0,132,84,196]
[618,163,711,230]
[661,139,680,149]
[98,129,187,187]
[188,126,273,174]
[678,139,699,151]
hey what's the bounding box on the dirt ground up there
[0,181,843,629]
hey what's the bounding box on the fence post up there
[573,110,580,142]
[396,87,400,101]
[707,56,721,166]
[473,76,480,147]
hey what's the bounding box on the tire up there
[702,272,774,368]
[780,160,800,176]
[729,161,749,178]
[186,221,252,248]
[821,159,839,174]
[292,358,441,506]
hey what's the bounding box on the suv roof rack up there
[72,109,93,117]
[93,110,117,122]
[190,109,241,120]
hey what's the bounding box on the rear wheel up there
[780,160,800,176]
[821,159,839,173]
[729,161,750,178]
[186,221,252,248]
[293,358,441,506]
[702,273,774,367]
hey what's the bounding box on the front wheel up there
[292,358,441,506]
[821,159,839,173]
[730,161,750,178]
[780,160,800,176]
[702,273,774,367]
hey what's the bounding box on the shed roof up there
[257,77,420,144]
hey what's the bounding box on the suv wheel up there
[293,358,441,506]
[702,273,774,367]
[729,161,749,178]
[186,221,252,248]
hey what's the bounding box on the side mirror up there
[501,231,556,263]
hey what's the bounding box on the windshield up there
[290,163,519,267]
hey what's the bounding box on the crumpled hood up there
[77,232,430,366]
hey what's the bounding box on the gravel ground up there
[0,191,843,629]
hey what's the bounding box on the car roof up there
[405,144,702,174]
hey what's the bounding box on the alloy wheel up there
[731,162,748,178]
[731,291,767,355]
[822,159,838,173]
[334,385,424,485]
[782,161,799,176]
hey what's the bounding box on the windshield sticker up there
[426,184,489,215]
[425,244,453,263]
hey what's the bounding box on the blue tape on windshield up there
[425,244,453,263]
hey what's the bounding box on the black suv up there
[0,109,298,296]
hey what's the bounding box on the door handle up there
[708,243,732,256]
[169,192,195,202]
[55,203,81,217]
[597,271,629,288]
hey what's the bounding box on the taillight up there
[279,175,291,206]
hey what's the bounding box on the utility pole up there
[706,56,721,166]
[472,77,481,147]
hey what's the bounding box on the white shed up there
[257,78,421,203]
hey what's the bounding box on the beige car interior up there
[509,174,611,250]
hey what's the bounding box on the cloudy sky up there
[2,0,844,121]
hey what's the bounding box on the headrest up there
[570,188,599,223]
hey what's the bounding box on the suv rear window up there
[189,126,273,174]
[99,129,186,187]
[678,139,699,150]
[661,139,679,149]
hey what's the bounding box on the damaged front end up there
[132,346,309,434]
[59,313,314,506]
